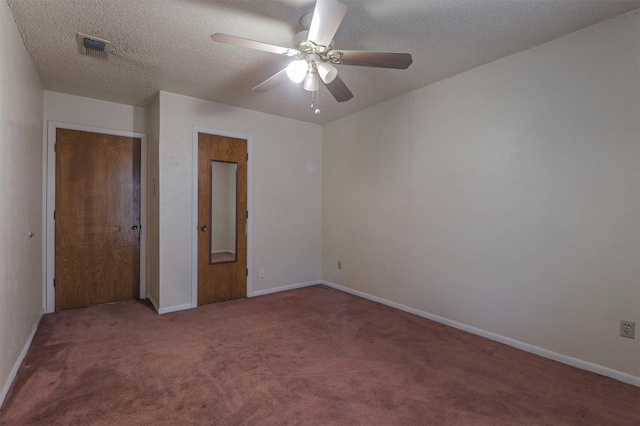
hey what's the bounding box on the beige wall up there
[146,94,160,309]
[157,92,322,310]
[44,91,147,133]
[0,0,44,405]
[322,11,640,380]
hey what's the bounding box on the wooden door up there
[198,133,247,305]
[55,129,141,311]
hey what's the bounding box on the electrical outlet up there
[338,261,342,270]
[620,320,635,339]
[259,268,265,278]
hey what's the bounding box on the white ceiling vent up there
[76,33,111,61]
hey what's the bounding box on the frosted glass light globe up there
[286,60,308,83]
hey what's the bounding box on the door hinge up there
[54,143,57,153]
[246,153,249,161]
[246,268,248,277]
[246,210,249,218]
[53,278,56,287]
[53,210,56,220]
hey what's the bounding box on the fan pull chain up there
[311,89,321,114]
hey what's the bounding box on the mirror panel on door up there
[210,160,237,264]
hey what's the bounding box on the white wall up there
[322,11,640,381]
[0,0,44,405]
[157,92,322,310]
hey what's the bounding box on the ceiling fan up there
[211,0,412,114]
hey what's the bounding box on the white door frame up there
[191,126,253,307]
[45,121,148,313]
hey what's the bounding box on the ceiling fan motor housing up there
[292,30,310,48]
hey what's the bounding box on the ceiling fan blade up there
[337,51,413,69]
[307,0,347,47]
[211,33,297,56]
[324,75,353,102]
[252,68,289,92]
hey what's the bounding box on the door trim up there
[192,126,253,308]
[46,121,147,313]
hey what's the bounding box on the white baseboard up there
[158,281,320,313]
[0,312,43,408]
[250,280,319,297]
[157,303,193,315]
[320,280,640,388]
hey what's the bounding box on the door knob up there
[200,225,207,232]
[131,225,139,230]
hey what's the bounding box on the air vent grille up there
[76,33,110,61]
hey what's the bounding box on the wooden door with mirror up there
[198,133,247,305]
[55,129,141,311]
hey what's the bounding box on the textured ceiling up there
[7,0,640,124]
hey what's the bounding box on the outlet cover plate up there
[620,320,635,339]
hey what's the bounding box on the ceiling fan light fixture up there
[210,0,411,109]
[303,70,319,92]
[286,59,308,83]
[317,61,337,84]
